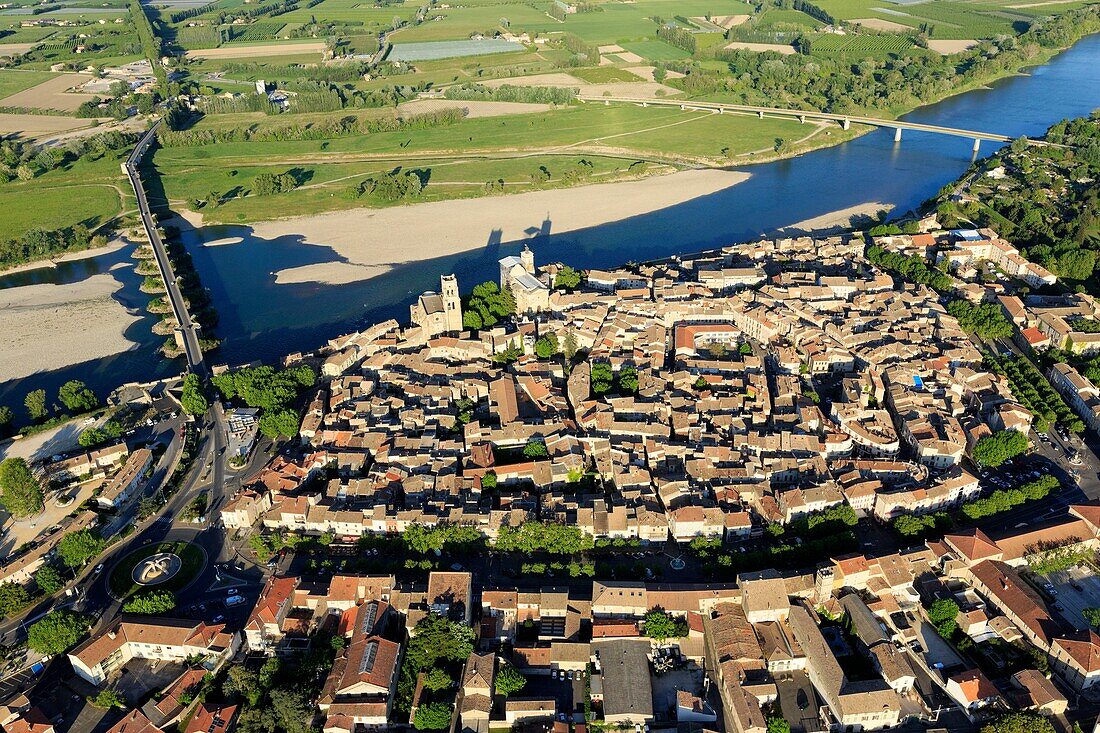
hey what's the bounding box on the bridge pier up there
[972,138,980,153]
[798,115,805,124]
[642,102,648,108]
[680,104,686,110]
[894,127,902,143]
[758,110,764,119]
[841,118,850,131]
[604,100,609,106]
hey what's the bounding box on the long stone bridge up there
[576,95,1050,152]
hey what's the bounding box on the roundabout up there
[109,541,206,601]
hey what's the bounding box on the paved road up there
[124,122,206,377]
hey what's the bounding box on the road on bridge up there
[577,96,1053,149]
[124,122,207,377]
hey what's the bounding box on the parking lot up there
[1038,564,1100,632]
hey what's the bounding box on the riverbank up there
[0,237,129,276]
[230,168,753,286]
[0,269,143,382]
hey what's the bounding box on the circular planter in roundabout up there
[108,542,206,601]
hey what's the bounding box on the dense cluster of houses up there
[222,233,1038,547]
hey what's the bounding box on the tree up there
[57,380,98,413]
[423,667,453,692]
[413,701,453,730]
[495,663,526,696]
[591,361,613,396]
[554,266,582,291]
[259,409,300,439]
[1084,607,1100,628]
[927,598,959,639]
[270,687,312,733]
[1056,249,1096,280]
[0,458,43,518]
[27,609,90,655]
[223,666,263,706]
[617,366,639,393]
[523,440,548,459]
[0,405,12,437]
[973,429,1029,467]
[57,528,105,568]
[766,711,791,733]
[35,565,64,595]
[180,373,209,415]
[980,712,1056,733]
[123,590,177,614]
[534,333,559,359]
[643,609,688,641]
[25,389,48,421]
[90,690,125,709]
[562,329,579,362]
[398,614,475,711]
[480,471,497,490]
[0,582,30,618]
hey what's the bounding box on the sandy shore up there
[779,201,894,235]
[0,238,128,276]
[0,271,142,382]
[237,169,750,285]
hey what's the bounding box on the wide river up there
[5,34,1100,412]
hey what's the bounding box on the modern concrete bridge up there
[577,95,1050,152]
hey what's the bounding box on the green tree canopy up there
[27,609,91,655]
[980,712,1057,733]
[58,380,98,413]
[927,598,959,639]
[945,300,1014,339]
[413,701,453,730]
[397,614,475,711]
[0,457,43,518]
[643,609,688,640]
[24,389,48,421]
[495,663,527,696]
[57,528,105,568]
[35,565,64,595]
[534,333,559,359]
[554,266,582,291]
[180,373,209,416]
[495,522,593,554]
[422,667,453,692]
[973,429,1029,467]
[0,582,31,618]
[123,590,177,614]
[522,440,548,459]
[89,690,125,709]
[462,281,516,330]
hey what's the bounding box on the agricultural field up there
[619,38,692,61]
[808,32,917,54]
[0,69,59,99]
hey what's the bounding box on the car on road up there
[226,595,245,607]
[226,588,238,595]
[93,564,104,575]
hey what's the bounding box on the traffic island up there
[108,541,206,601]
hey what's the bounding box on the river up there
[4,34,1100,415]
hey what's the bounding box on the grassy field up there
[619,39,693,61]
[0,69,59,99]
[150,103,814,221]
[0,153,130,237]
